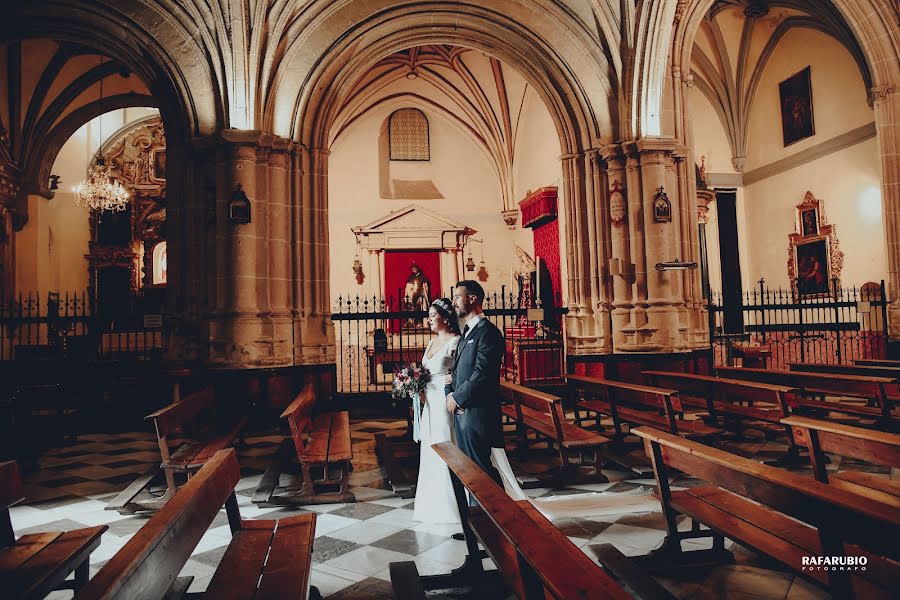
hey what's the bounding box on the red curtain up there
[383,250,442,308]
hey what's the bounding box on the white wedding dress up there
[412,336,658,524]
[413,336,462,524]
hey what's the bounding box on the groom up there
[445,280,505,490]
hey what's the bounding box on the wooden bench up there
[568,375,721,440]
[642,371,803,464]
[789,362,900,406]
[632,426,900,598]
[253,383,354,505]
[389,441,670,600]
[107,385,247,514]
[78,448,320,600]
[717,366,898,425]
[0,461,107,599]
[499,381,610,482]
[856,358,900,368]
[782,416,900,504]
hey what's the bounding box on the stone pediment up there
[352,204,474,251]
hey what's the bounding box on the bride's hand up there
[444,372,453,385]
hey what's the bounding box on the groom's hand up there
[446,393,458,414]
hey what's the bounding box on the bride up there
[412,298,462,524]
[412,298,657,524]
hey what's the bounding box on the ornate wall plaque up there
[653,186,672,223]
[609,181,626,223]
[787,191,843,298]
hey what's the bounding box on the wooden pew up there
[789,362,900,406]
[0,461,107,599]
[253,383,354,505]
[642,371,803,464]
[717,366,898,424]
[567,375,721,440]
[632,426,900,599]
[78,448,319,600]
[107,385,247,514]
[499,381,610,482]
[856,358,900,368]
[389,441,671,600]
[782,416,900,504]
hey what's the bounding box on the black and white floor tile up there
[12,417,875,599]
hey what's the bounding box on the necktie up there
[463,324,470,338]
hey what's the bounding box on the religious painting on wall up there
[787,191,843,300]
[795,239,829,296]
[383,250,441,333]
[779,67,815,146]
[151,150,167,181]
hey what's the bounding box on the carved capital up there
[683,73,694,88]
[731,155,747,173]
[674,0,687,24]
[868,84,896,107]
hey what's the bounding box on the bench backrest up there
[282,383,317,446]
[790,362,900,381]
[500,381,565,443]
[77,449,241,600]
[644,371,792,408]
[782,416,900,468]
[856,358,900,368]
[145,386,216,438]
[632,426,900,562]
[432,441,632,600]
[717,366,891,400]
[568,375,681,431]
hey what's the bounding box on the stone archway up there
[267,2,622,366]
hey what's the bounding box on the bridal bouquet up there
[391,362,431,400]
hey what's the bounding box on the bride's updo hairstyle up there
[431,298,461,335]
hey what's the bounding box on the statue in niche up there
[404,263,431,328]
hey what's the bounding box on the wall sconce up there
[464,237,484,273]
[655,258,698,271]
[352,237,364,284]
[49,174,60,192]
[465,253,476,272]
[229,184,251,224]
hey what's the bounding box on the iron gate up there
[332,290,567,394]
[709,280,889,369]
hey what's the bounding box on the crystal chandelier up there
[72,56,129,213]
[72,157,129,212]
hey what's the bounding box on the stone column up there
[206,130,295,367]
[600,144,634,351]
[368,249,382,300]
[870,84,900,339]
[268,142,293,360]
[292,145,336,365]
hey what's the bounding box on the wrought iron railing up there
[331,289,567,394]
[0,291,164,361]
[708,280,889,369]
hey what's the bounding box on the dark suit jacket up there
[445,316,505,448]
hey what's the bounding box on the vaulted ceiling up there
[330,45,540,213]
[690,0,871,171]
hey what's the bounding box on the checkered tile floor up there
[13,416,880,598]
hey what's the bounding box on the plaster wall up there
[691,26,881,294]
[329,89,561,304]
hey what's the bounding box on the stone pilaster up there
[292,145,336,365]
[870,84,900,339]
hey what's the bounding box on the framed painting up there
[795,239,830,296]
[800,208,818,237]
[151,149,167,181]
[779,67,815,146]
